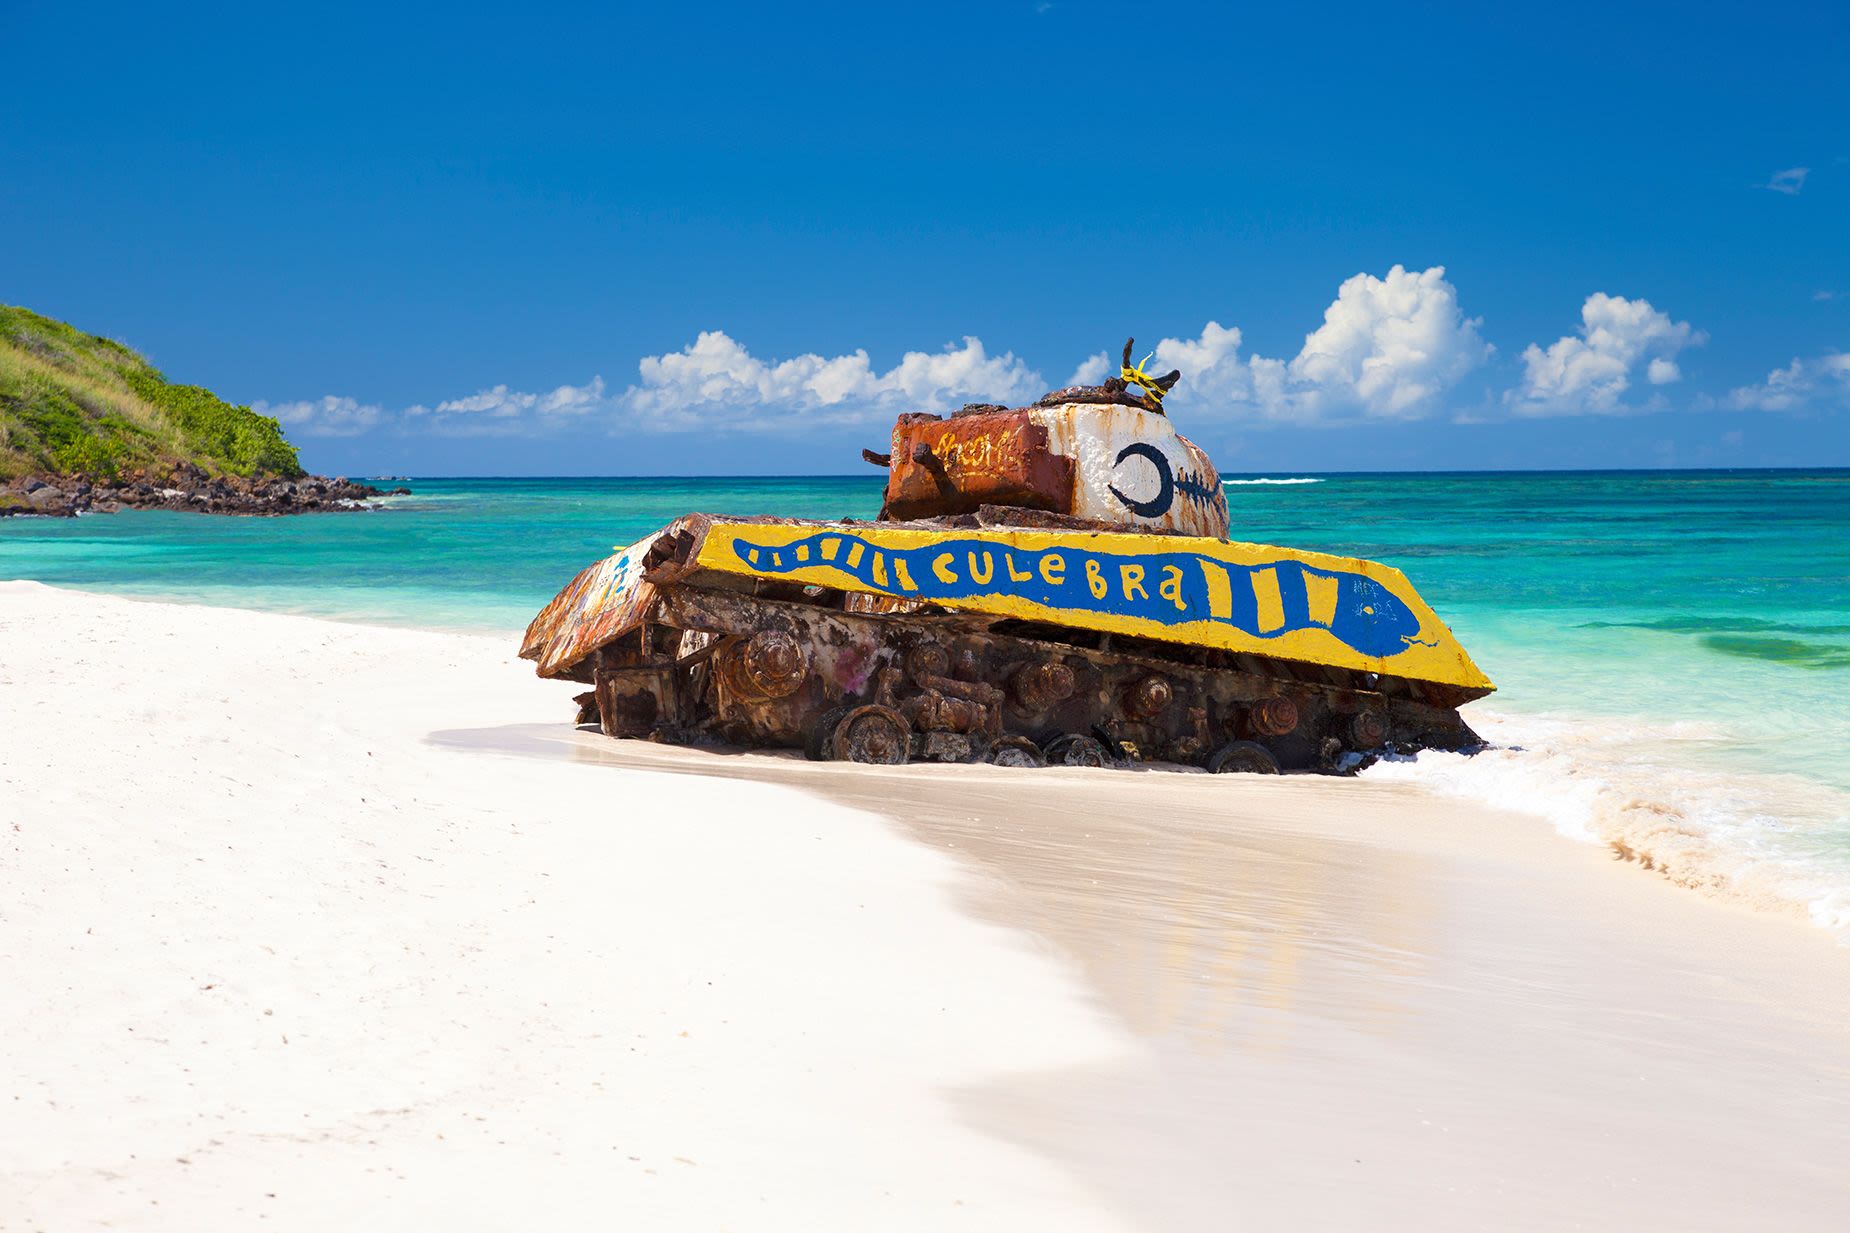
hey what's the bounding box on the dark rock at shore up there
[0,466,409,518]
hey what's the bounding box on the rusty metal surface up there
[1031,340,1178,414]
[520,525,680,679]
[690,519,1492,699]
[617,583,1473,772]
[521,512,788,679]
[883,408,1074,520]
[1033,404,1227,538]
[881,402,1229,538]
[527,513,1489,706]
[524,536,1482,771]
[594,665,679,738]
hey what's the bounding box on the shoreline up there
[6,582,1850,1229]
[0,467,404,517]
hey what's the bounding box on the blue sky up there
[3,0,1845,475]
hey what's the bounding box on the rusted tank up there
[521,340,1493,773]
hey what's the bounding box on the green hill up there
[0,304,304,484]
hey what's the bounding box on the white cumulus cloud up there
[1286,265,1492,417]
[405,377,608,432]
[265,273,1844,443]
[1509,293,1705,414]
[1151,321,1254,406]
[1727,353,1850,412]
[253,395,383,438]
[615,331,1042,430]
[1064,351,1112,387]
[1137,267,1490,422]
[252,335,1040,442]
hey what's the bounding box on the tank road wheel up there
[987,735,1047,769]
[829,705,912,766]
[1349,710,1388,751]
[805,707,851,762]
[1044,733,1112,769]
[1250,696,1300,738]
[1207,740,1281,775]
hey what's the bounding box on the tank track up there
[579,572,1481,775]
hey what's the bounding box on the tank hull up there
[521,513,1491,773]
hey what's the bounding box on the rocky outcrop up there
[0,463,410,518]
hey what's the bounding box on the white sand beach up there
[6,580,1850,1231]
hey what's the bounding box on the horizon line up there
[349,464,1850,481]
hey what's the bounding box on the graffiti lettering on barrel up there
[729,530,1430,659]
[935,426,1028,476]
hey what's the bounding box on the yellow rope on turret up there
[1121,351,1168,410]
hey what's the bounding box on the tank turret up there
[866,338,1229,539]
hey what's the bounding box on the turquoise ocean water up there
[6,471,1850,927]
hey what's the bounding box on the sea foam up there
[1222,477,1323,485]
[1366,708,1850,935]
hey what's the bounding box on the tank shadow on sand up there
[428,721,1457,1230]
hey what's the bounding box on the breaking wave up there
[1365,709,1850,935]
[1222,477,1323,486]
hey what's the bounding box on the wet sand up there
[445,724,1850,1231]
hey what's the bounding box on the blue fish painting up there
[728,530,1431,660]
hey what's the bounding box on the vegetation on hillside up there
[0,304,303,482]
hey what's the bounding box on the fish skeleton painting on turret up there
[522,337,1493,774]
